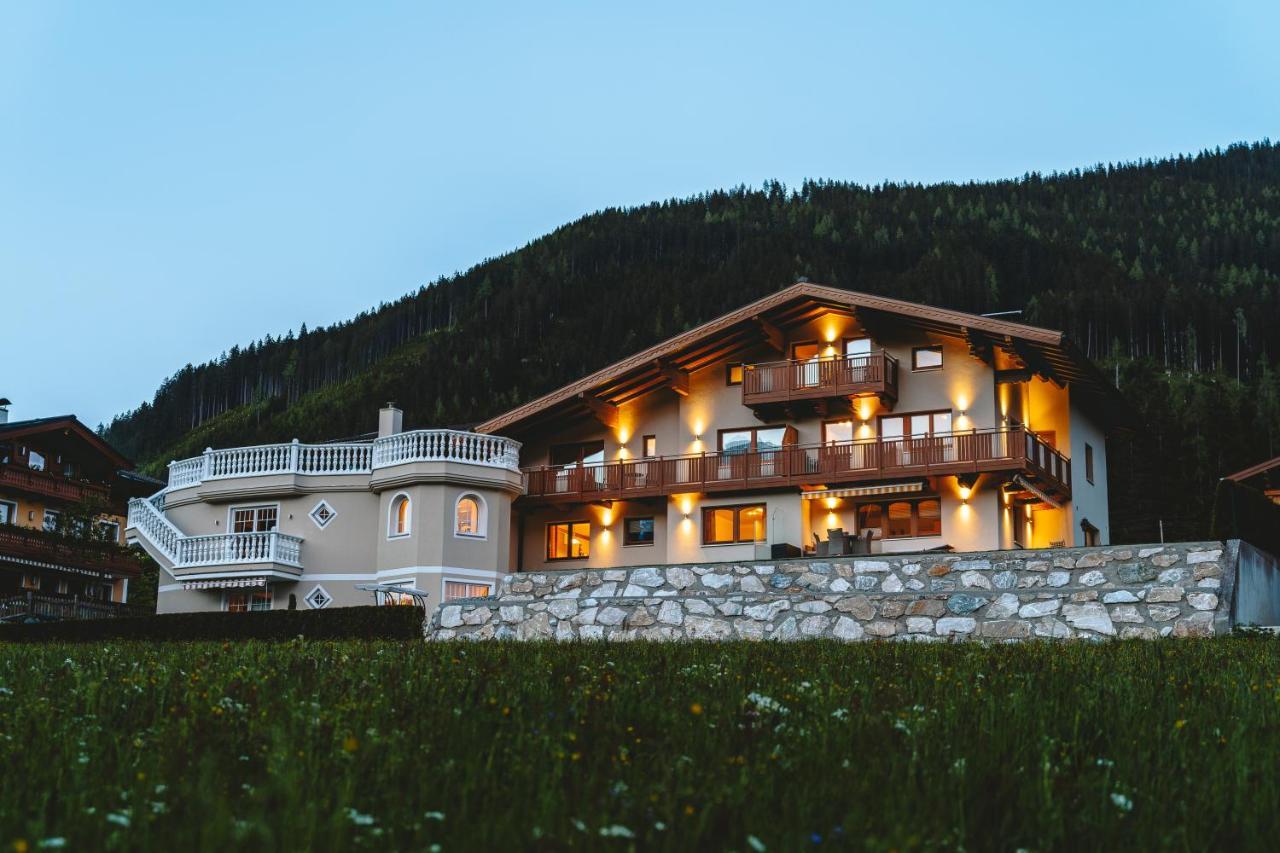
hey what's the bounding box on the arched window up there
[455,493,487,538]
[388,493,411,538]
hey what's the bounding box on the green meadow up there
[2,638,1278,851]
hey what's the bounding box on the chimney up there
[0,398,9,425]
[378,403,403,437]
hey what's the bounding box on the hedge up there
[0,604,425,643]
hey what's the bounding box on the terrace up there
[741,351,899,412]
[521,426,1070,505]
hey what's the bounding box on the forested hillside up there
[104,141,1280,543]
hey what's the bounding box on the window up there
[703,504,766,545]
[642,435,657,458]
[232,505,278,533]
[546,521,590,560]
[84,583,112,601]
[388,494,411,537]
[823,420,855,444]
[28,450,45,471]
[719,426,787,454]
[1085,443,1095,484]
[912,346,943,371]
[879,411,952,439]
[550,441,605,468]
[226,589,273,612]
[97,520,120,543]
[56,580,70,595]
[0,500,15,525]
[0,443,11,465]
[624,517,655,546]
[445,581,492,601]
[726,363,744,385]
[1081,518,1101,547]
[844,337,872,356]
[856,498,942,540]
[309,500,337,529]
[42,509,60,532]
[303,586,332,609]
[21,573,41,591]
[455,494,486,538]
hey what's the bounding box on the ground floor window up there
[624,517,655,546]
[856,498,942,540]
[703,504,766,545]
[546,521,590,560]
[444,581,492,601]
[226,588,273,612]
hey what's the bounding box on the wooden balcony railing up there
[0,463,112,505]
[742,351,899,407]
[523,427,1070,504]
[0,591,146,622]
[0,524,145,576]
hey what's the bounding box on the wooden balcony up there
[0,591,146,622]
[742,351,899,411]
[0,524,145,577]
[0,463,112,505]
[522,426,1070,505]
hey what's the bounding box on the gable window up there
[455,494,486,538]
[911,346,943,371]
[550,440,605,468]
[856,498,942,540]
[388,494,411,538]
[623,516,655,546]
[445,581,492,601]
[726,363,744,386]
[844,337,872,356]
[546,521,590,560]
[28,450,45,472]
[232,505,277,533]
[642,435,657,458]
[226,589,273,612]
[1085,443,1095,484]
[703,504,766,545]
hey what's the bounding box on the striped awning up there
[182,577,268,590]
[801,481,926,500]
[1012,475,1062,509]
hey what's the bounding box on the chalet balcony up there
[0,463,112,505]
[741,351,899,413]
[522,426,1070,505]
[0,524,145,576]
[0,591,147,622]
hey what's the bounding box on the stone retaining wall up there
[426,541,1238,642]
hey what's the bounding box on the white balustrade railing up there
[164,430,521,489]
[127,496,303,570]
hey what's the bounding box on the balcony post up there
[289,438,300,473]
[202,447,213,481]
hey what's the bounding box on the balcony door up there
[232,505,278,561]
[791,342,826,389]
[549,440,606,495]
[879,411,953,466]
[718,426,789,482]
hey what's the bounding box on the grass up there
[2,638,1279,851]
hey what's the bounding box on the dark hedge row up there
[0,604,424,643]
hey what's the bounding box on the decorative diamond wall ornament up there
[304,585,332,609]
[308,500,337,530]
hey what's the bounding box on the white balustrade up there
[128,496,303,570]
[166,430,521,489]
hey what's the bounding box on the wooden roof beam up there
[965,328,996,366]
[576,393,619,430]
[654,359,690,397]
[754,315,786,354]
[1011,340,1066,389]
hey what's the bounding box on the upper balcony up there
[163,429,523,501]
[522,426,1070,505]
[0,523,145,577]
[742,351,899,413]
[0,463,113,505]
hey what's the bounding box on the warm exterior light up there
[826,512,839,528]
[958,485,972,502]
[680,496,694,516]
[602,508,613,526]
[821,344,838,358]
[824,497,840,510]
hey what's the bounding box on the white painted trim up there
[453,492,488,540]
[226,502,281,533]
[159,566,504,592]
[387,492,412,539]
[303,584,333,609]
[442,576,494,602]
[307,499,338,530]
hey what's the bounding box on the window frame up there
[911,345,944,371]
[444,580,493,601]
[387,493,412,539]
[42,509,60,532]
[853,497,943,540]
[725,363,744,386]
[878,409,953,439]
[1085,443,1095,484]
[717,425,788,454]
[225,588,273,612]
[545,520,591,562]
[228,503,279,534]
[702,503,767,546]
[454,493,487,539]
[0,500,16,526]
[842,336,872,357]
[622,516,656,547]
[641,435,657,458]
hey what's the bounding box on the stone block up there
[978,620,1032,640]
[1146,586,1184,603]
[936,617,977,636]
[1062,602,1115,636]
[906,598,946,618]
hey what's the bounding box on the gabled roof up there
[475,281,1133,436]
[1226,456,1280,483]
[0,415,132,469]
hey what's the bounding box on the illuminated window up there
[226,589,273,612]
[642,435,657,458]
[546,521,590,560]
[886,501,913,538]
[455,494,485,538]
[911,346,943,371]
[389,494,411,538]
[856,499,943,540]
[726,363,744,385]
[702,504,766,545]
[917,499,942,537]
[624,517,655,546]
[444,581,492,601]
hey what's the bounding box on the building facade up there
[129,283,1127,614]
[0,402,155,618]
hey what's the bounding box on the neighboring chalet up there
[1225,457,1280,506]
[129,283,1129,616]
[0,400,158,620]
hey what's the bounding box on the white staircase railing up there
[165,430,521,490]
[127,496,303,570]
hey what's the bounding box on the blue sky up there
[2,1,1277,430]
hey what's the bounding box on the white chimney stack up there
[378,403,403,437]
[0,398,10,425]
